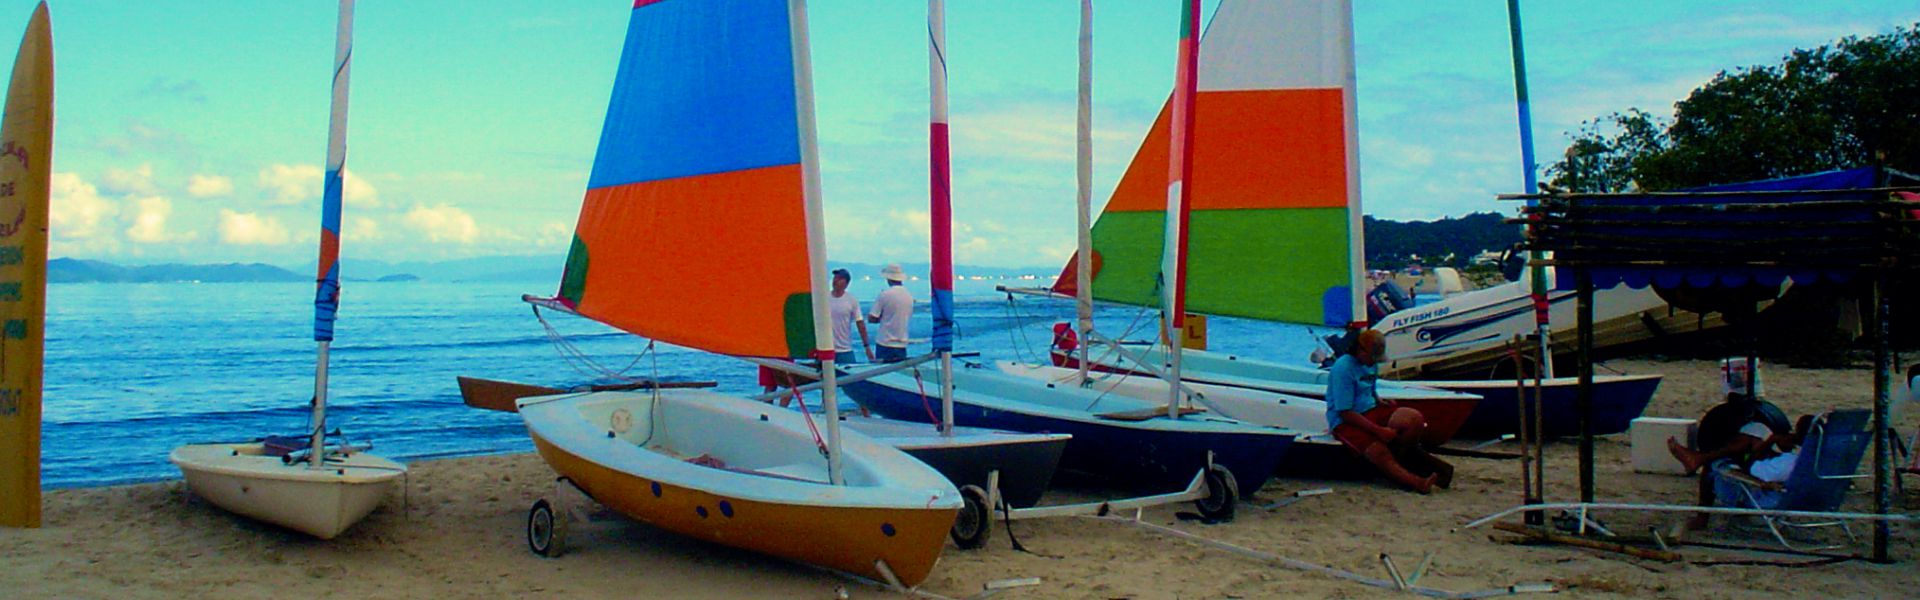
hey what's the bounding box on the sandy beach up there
[5,357,1915,599]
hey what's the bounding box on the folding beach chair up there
[1713,409,1873,551]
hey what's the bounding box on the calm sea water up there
[42,277,1328,488]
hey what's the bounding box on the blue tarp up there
[1549,167,1900,291]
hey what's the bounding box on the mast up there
[787,0,842,485]
[310,0,353,466]
[1073,0,1093,384]
[1505,0,1553,378]
[1160,0,1201,418]
[927,0,955,435]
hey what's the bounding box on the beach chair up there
[1712,409,1872,551]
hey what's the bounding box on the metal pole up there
[1074,0,1094,384]
[1872,276,1892,562]
[1160,0,1201,419]
[309,341,330,467]
[1576,269,1594,503]
[823,356,843,485]
[1505,0,1553,380]
[927,0,955,437]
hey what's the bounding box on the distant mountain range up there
[46,256,1065,284]
[49,214,1519,283]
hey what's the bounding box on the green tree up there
[1547,24,1920,191]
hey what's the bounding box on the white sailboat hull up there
[170,443,404,539]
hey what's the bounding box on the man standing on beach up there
[868,264,913,363]
[828,269,873,364]
[1326,329,1453,494]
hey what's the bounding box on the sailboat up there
[513,0,959,586]
[995,0,1481,462]
[844,0,1294,504]
[828,0,1069,542]
[170,0,407,540]
[1045,0,1664,441]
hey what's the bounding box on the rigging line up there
[1005,293,1045,363]
[534,305,650,382]
[784,378,829,459]
[911,365,940,425]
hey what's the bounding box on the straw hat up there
[880,263,906,282]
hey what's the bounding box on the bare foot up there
[1667,437,1701,474]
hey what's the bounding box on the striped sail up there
[312,0,352,342]
[554,0,831,360]
[1057,0,1364,327]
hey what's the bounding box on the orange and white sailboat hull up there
[520,390,959,586]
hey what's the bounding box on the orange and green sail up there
[550,0,831,360]
[1057,0,1365,328]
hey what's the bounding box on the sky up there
[7,1,1918,269]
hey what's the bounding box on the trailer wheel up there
[950,485,993,549]
[1195,465,1239,522]
[528,498,569,557]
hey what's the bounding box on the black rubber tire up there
[950,485,993,549]
[1194,465,1239,522]
[527,499,567,557]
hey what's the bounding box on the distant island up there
[48,258,307,284]
[375,273,420,282]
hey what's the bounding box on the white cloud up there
[537,221,571,247]
[217,209,292,245]
[258,164,380,207]
[185,174,234,198]
[402,203,479,244]
[343,216,381,242]
[100,163,157,195]
[50,172,119,241]
[124,196,182,243]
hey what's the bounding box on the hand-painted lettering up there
[0,245,20,266]
[2,319,24,340]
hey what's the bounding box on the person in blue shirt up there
[1326,329,1452,494]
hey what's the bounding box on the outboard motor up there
[1365,279,1412,323]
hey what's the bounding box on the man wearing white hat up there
[867,263,914,363]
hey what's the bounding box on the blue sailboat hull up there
[1431,374,1662,439]
[841,365,1293,496]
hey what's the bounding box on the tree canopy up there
[1547,24,1920,192]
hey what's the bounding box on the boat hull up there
[170,443,404,539]
[519,390,958,586]
[1053,349,1479,445]
[842,367,1293,496]
[842,416,1068,509]
[1429,374,1663,439]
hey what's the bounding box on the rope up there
[533,305,651,382]
[911,365,941,425]
[783,376,830,459]
[1001,293,1044,365]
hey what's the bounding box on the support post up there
[1576,269,1595,503]
[1872,276,1892,562]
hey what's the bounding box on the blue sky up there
[9,1,1918,268]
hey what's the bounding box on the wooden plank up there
[1493,522,1681,562]
[457,376,718,413]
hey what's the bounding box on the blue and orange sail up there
[552,0,831,360]
[1057,0,1366,328]
[312,1,352,343]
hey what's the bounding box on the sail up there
[1056,0,1363,327]
[553,0,829,359]
[928,0,952,353]
[0,1,49,529]
[313,0,351,343]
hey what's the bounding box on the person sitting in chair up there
[1713,414,1816,509]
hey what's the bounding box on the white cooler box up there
[1630,417,1696,475]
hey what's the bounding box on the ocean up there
[41,277,1329,488]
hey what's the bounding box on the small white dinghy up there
[172,0,404,539]
[170,442,404,539]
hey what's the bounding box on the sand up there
[3,358,1916,599]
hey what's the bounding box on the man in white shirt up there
[867,263,913,363]
[827,269,872,364]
